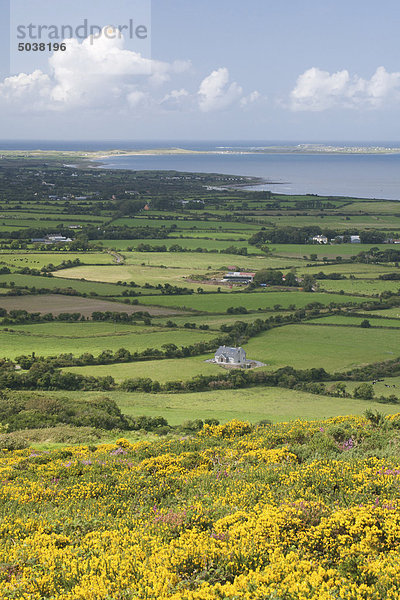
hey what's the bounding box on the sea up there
[3,140,400,200]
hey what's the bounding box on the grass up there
[53,254,305,286]
[0,251,114,269]
[307,315,400,327]
[361,307,400,319]
[138,291,369,312]
[152,311,292,329]
[271,243,390,258]
[110,217,262,230]
[54,265,224,288]
[300,263,399,276]
[65,355,217,383]
[0,294,180,317]
[317,278,400,296]
[1,323,215,360]
[122,252,278,270]
[244,324,400,371]
[101,238,251,251]
[341,376,400,397]
[64,319,400,381]
[0,273,123,296]
[31,388,400,425]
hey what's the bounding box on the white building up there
[47,235,73,243]
[223,272,255,284]
[312,235,328,244]
[214,346,246,364]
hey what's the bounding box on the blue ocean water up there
[2,140,400,200]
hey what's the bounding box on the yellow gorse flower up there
[0,415,400,598]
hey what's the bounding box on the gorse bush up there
[1,415,400,597]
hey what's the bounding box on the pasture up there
[36,387,400,425]
[0,273,124,296]
[0,294,180,317]
[317,278,400,295]
[138,290,369,312]
[0,251,114,269]
[100,238,251,251]
[63,319,400,383]
[65,355,217,383]
[308,315,400,327]
[53,253,304,287]
[271,243,389,258]
[0,322,214,360]
[244,324,400,371]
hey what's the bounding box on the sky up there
[1,0,400,141]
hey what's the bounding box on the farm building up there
[223,272,255,284]
[214,346,246,364]
[312,235,328,244]
[32,234,73,244]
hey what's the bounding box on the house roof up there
[224,272,255,277]
[215,345,245,358]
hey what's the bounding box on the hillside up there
[1,414,400,599]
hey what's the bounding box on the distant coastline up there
[2,144,400,163]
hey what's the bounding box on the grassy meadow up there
[0,322,215,359]
[1,166,400,440]
[138,290,369,312]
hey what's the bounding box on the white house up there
[223,272,255,284]
[351,235,361,243]
[312,235,328,244]
[214,346,246,364]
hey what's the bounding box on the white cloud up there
[198,67,246,112]
[0,70,52,109]
[290,66,400,111]
[160,88,190,110]
[0,31,258,116]
[0,28,190,112]
[240,90,261,107]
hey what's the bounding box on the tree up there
[354,383,374,400]
[360,319,371,328]
[254,269,284,286]
[302,274,315,292]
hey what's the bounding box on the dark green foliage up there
[354,383,375,400]
[0,393,130,431]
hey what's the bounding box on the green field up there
[64,319,400,382]
[100,238,251,251]
[53,253,304,287]
[1,322,215,360]
[65,354,218,383]
[243,324,400,371]
[110,217,262,230]
[139,290,369,312]
[152,311,292,329]
[271,243,390,258]
[317,278,400,295]
[342,376,400,397]
[308,315,400,327]
[0,273,124,296]
[3,164,400,434]
[360,307,400,319]
[0,294,180,317]
[300,263,399,276]
[35,387,400,425]
[0,251,114,269]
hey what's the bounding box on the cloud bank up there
[290,66,400,111]
[0,29,258,115]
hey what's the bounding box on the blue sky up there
[1,0,400,141]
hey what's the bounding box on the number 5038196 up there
[18,43,67,51]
